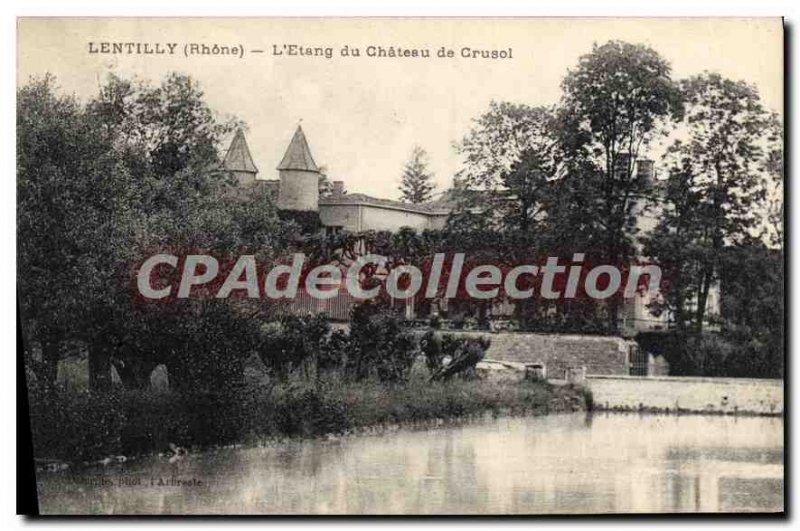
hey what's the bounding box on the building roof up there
[277,125,319,172]
[319,192,451,215]
[421,188,463,211]
[222,129,259,174]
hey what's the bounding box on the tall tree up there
[453,102,560,234]
[762,113,784,251]
[643,73,779,333]
[559,40,683,327]
[399,146,435,204]
[719,240,783,378]
[317,165,345,199]
[18,75,141,390]
[89,72,237,180]
[18,73,295,391]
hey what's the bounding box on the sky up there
[18,17,783,200]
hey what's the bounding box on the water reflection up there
[37,413,783,514]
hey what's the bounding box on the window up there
[325,225,343,236]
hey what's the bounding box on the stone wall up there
[318,204,362,232]
[318,203,448,232]
[359,204,436,232]
[587,375,784,415]
[429,330,633,378]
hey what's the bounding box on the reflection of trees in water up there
[37,414,782,514]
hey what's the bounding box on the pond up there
[36,412,783,515]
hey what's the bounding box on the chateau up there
[223,126,452,233]
[221,126,719,335]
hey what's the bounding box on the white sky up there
[18,17,783,200]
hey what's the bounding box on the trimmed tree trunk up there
[695,270,713,335]
[114,357,157,390]
[88,343,112,392]
[41,339,61,390]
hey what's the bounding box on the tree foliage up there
[559,41,683,279]
[18,73,296,391]
[453,102,560,233]
[643,73,780,333]
[399,146,436,204]
[18,39,784,390]
[347,301,418,382]
[18,75,141,387]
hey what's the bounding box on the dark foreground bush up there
[29,386,255,462]
[347,302,418,382]
[637,330,783,379]
[29,389,126,462]
[29,375,588,463]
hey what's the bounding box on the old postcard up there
[17,17,784,515]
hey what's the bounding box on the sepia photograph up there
[16,17,784,515]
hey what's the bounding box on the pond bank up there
[29,375,589,466]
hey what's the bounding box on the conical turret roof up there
[277,125,319,172]
[223,129,258,174]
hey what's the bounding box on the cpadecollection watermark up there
[135,252,662,302]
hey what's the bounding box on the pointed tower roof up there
[277,125,319,172]
[223,129,258,174]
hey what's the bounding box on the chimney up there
[635,159,655,184]
[332,181,345,198]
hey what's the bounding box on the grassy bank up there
[29,372,590,464]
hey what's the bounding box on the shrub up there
[28,386,254,461]
[640,330,782,379]
[28,371,581,463]
[348,302,418,382]
[420,330,444,375]
[277,210,322,234]
[135,300,263,394]
[272,384,349,436]
[29,389,125,462]
[259,314,330,378]
[318,328,350,372]
[682,334,735,377]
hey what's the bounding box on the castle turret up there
[222,129,259,186]
[277,125,320,211]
